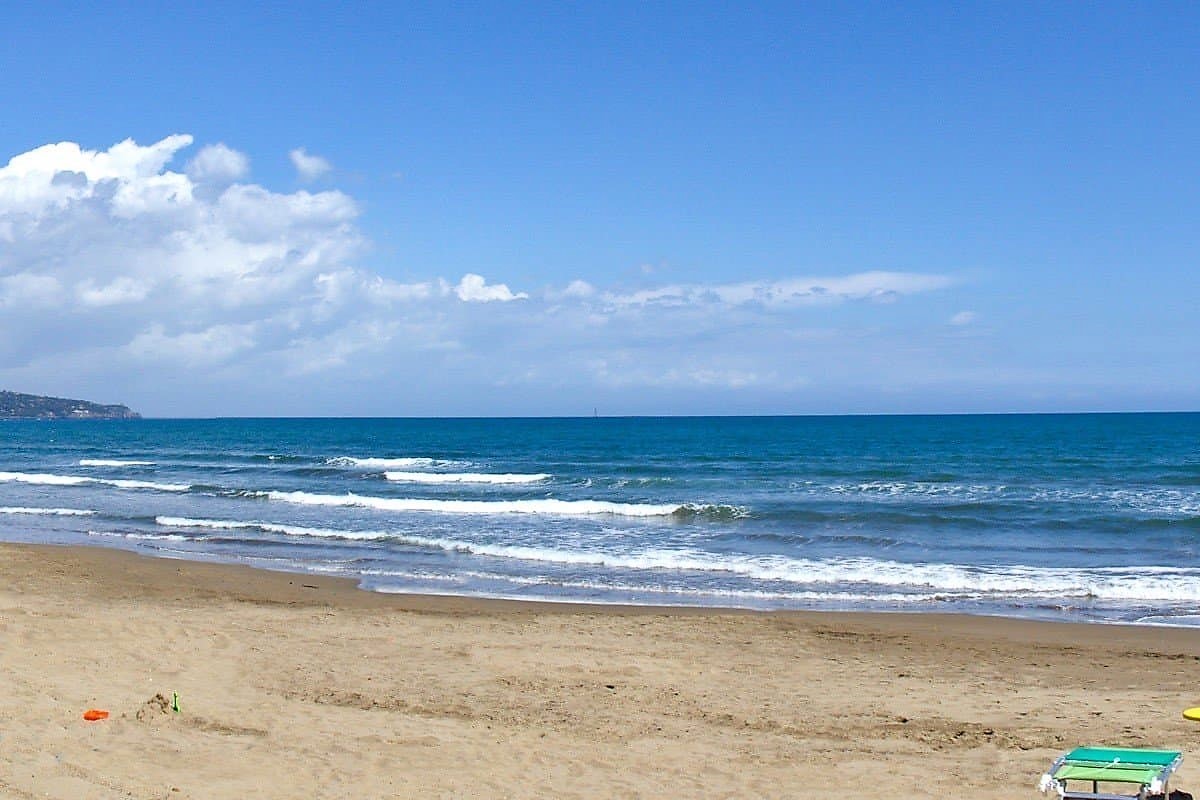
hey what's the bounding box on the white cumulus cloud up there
[0,135,366,368]
[453,273,528,303]
[186,143,250,183]
[289,147,332,181]
[0,135,194,218]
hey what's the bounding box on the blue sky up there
[0,2,1196,416]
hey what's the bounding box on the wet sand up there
[2,542,1200,798]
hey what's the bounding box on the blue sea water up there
[1,414,1198,625]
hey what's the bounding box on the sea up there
[1,414,1198,625]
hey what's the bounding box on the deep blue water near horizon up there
[1,413,1198,625]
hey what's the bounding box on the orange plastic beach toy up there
[82,709,109,721]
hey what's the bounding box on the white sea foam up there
[360,568,938,604]
[89,530,189,542]
[355,538,1200,602]
[826,481,1006,500]
[819,481,1200,517]
[0,471,90,486]
[326,456,467,469]
[359,572,997,608]
[0,506,97,516]
[383,471,550,485]
[261,490,683,517]
[1134,614,1200,628]
[150,511,1200,602]
[0,471,188,492]
[79,459,155,467]
[125,532,189,542]
[106,478,190,492]
[155,516,392,541]
[157,516,254,530]
[1032,487,1200,517]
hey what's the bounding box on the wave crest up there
[383,471,550,485]
[0,471,188,492]
[259,490,684,517]
[155,516,390,540]
[150,514,1200,603]
[326,456,468,469]
[673,503,749,521]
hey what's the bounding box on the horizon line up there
[26,409,1199,421]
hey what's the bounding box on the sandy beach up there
[2,542,1199,799]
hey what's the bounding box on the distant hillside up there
[0,391,141,420]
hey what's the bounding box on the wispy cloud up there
[125,322,258,365]
[601,272,954,309]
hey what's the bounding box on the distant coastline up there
[0,390,139,420]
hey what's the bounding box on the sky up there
[0,1,1197,417]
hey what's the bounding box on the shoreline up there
[5,540,1200,798]
[10,540,1200,638]
[10,538,1196,630]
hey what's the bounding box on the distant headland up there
[0,391,140,420]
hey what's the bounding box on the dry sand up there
[2,542,1200,799]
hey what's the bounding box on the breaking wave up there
[259,490,686,517]
[383,471,550,484]
[149,514,1200,602]
[155,516,391,541]
[326,456,469,469]
[89,530,189,542]
[0,471,188,491]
